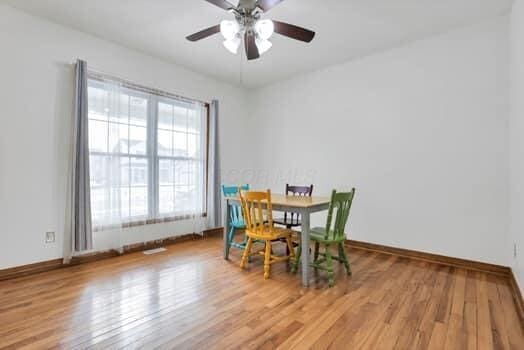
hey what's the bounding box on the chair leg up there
[325,244,335,287]
[240,237,253,269]
[225,226,235,259]
[313,242,320,262]
[246,233,252,263]
[338,242,352,276]
[285,225,292,255]
[285,237,295,259]
[264,241,272,279]
[237,229,252,263]
[291,242,301,273]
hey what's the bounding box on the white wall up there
[248,17,510,265]
[0,4,251,269]
[510,0,524,291]
[0,4,514,271]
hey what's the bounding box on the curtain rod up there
[83,64,211,106]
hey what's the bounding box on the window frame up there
[87,73,210,231]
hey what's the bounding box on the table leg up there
[301,210,310,287]
[223,199,230,260]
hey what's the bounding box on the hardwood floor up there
[0,236,522,349]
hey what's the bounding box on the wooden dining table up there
[223,194,331,287]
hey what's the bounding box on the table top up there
[227,194,331,208]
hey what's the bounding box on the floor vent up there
[143,247,167,255]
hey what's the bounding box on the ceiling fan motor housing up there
[236,13,259,34]
[238,0,259,12]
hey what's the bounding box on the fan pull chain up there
[239,39,244,86]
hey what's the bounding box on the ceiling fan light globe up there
[223,37,241,54]
[255,38,272,55]
[220,20,240,40]
[255,19,274,40]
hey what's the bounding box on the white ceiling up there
[3,0,512,88]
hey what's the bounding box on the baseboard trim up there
[345,239,511,277]
[69,250,120,265]
[0,230,219,281]
[0,258,64,282]
[509,270,524,324]
[203,227,224,238]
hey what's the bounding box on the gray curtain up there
[207,100,222,229]
[71,59,93,252]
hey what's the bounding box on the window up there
[87,75,208,229]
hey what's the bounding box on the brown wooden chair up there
[273,184,314,253]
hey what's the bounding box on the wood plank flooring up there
[0,236,522,349]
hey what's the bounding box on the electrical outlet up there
[45,231,55,244]
[514,243,518,259]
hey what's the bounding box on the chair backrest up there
[284,184,314,224]
[239,189,273,235]
[323,188,356,241]
[222,184,249,225]
[222,184,249,197]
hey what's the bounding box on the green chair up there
[292,188,356,287]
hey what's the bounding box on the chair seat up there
[309,227,346,243]
[246,226,294,240]
[273,217,302,227]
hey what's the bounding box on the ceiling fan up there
[186,0,315,60]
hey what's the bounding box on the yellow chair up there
[239,189,295,279]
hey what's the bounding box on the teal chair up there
[292,188,356,287]
[223,184,250,259]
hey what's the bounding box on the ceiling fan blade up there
[205,0,236,11]
[245,32,260,60]
[273,21,315,43]
[186,25,221,42]
[257,0,285,12]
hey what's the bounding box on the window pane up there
[129,126,147,155]
[186,185,198,212]
[119,157,130,187]
[108,187,123,218]
[130,157,148,187]
[159,186,174,214]
[175,186,191,213]
[173,132,188,157]
[108,123,129,154]
[120,187,130,219]
[187,133,200,158]
[91,187,108,223]
[89,155,107,187]
[88,86,108,120]
[158,103,173,130]
[175,160,189,185]
[157,129,173,156]
[130,187,148,217]
[189,160,203,186]
[130,96,148,126]
[107,90,129,124]
[159,159,174,185]
[187,109,201,133]
[89,120,108,153]
[173,106,187,132]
